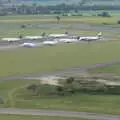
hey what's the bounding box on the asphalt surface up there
[0,108,119,120]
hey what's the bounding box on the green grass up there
[14,89,120,115]
[89,64,120,75]
[0,41,120,77]
[0,80,40,107]
[0,114,90,120]
[0,79,120,115]
[0,15,119,38]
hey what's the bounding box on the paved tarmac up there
[0,108,120,120]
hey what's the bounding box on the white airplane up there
[21,43,37,47]
[23,36,43,40]
[42,40,58,46]
[58,38,78,43]
[48,34,68,38]
[1,38,21,42]
[79,32,102,42]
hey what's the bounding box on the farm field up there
[0,114,89,120]
[0,41,120,77]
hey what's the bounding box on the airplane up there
[48,34,68,38]
[42,40,58,46]
[79,32,102,42]
[1,38,21,42]
[21,43,37,47]
[58,38,78,43]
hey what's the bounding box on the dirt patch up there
[40,76,64,86]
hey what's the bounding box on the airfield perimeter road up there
[0,108,120,120]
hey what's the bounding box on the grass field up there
[0,80,40,107]
[13,92,120,115]
[0,80,120,115]
[0,41,120,77]
[89,64,120,75]
[0,15,119,38]
[0,114,89,120]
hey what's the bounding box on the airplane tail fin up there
[97,32,102,39]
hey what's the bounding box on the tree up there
[19,35,23,39]
[27,84,37,92]
[56,16,60,23]
[66,77,74,84]
[56,86,64,92]
[98,12,111,17]
[117,20,120,24]
[21,24,26,28]
[79,0,90,6]
[41,32,46,37]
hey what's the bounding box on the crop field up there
[0,114,88,120]
[0,41,120,77]
[0,15,119,38]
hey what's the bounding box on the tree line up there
[26,76,120,98]
[1,3,120,16]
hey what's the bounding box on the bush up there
[19,35,23,39]
[21,24,26,28]
[97,12,111,17]
[117,20,120,24]
[27,84,37,91]
[66,77,74,84]
[41,32,46,36]
[0,97,4,104]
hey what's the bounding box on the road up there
[0,108,120,120]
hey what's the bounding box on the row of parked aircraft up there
[21,32,102,47]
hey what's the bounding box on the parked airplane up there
[42,40,58,46]
[21,43,37,47]
[79,32,102,41]
[48,34,68,38]
[58,38,78,43]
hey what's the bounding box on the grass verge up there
[1,41,120,77]
[0,80,40,107]
[0,114,90,120]
[12,86,120,115]
[89,64,120,75]
[0,79,120,115]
